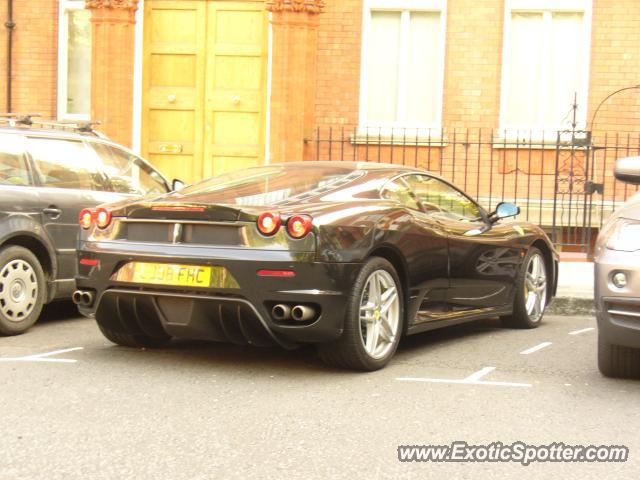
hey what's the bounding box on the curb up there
[548,296,594,316]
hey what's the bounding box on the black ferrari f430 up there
[75,162,558,370]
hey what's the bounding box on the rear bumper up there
[594,249,640,349]
[75,241,362,347]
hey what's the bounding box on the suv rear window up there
[90,143,167,196]
[0,134,31,186]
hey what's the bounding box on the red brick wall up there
[0,0,58,117]
[314,0,362,128]
[443,0,503,129]
[312,0,640,136]
[588,0,640,136]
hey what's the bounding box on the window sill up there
[350,132,447,147]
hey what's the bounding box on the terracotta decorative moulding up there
[85,0,139,10]
[266,0,325,14]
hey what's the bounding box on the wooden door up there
[142,0,206,184]
[142,0,268,184]
[204,2,268,177]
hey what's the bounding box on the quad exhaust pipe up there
[291,305,315,322]
[271,304,317,322]
[72,290,94,307]
[271,304,291,321]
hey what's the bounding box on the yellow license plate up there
[131,263,211,288]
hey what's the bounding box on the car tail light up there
[257,212,281,236]
[287,215,313,239]
[95,208,112,229]
[79,209,93,229]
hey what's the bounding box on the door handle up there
[43,207,62,219]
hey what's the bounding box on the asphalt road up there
[0,303,638,480]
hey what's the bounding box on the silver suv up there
[0,115,176,335]
[594,156,640,378]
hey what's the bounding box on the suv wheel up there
[598,334,640,379]
[0,246,46,335]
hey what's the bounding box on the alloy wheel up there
[524,253,547,323]
[358,269,401,359]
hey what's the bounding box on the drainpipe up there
[4,0,14,112]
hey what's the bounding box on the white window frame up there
[499,0,592,137]
[358,0,447,134]
[57,0,91,121]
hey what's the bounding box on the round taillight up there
[287,215,313,239]
[79,209,93,229]
[257,212,281,236]
[95,208,112,229]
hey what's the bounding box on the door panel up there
[142,0,206,184]
[442,217,522,311]
[142,0,268,184]
[403,173,519,312]
[204,2,268,177]
[25,137,110,281]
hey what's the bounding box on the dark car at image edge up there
[0,116,176,335]
[75,162,558,370]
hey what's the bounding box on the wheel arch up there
[367,244,410,327]
[531,239,557,303]
[1,234,54,279]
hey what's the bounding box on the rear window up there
[178,165,365,206]
[90,143,168,196]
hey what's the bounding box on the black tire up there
[598,334,640,379]
[502,247,548,329]
[98,323,171,349]
[317,257,404,371]
[0,246,46,336]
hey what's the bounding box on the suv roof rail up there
[0,113,42,126]
[0,113,108,139]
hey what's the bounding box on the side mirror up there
[614,156,640,185]
[172,179,186,191]
[490,202,520,223]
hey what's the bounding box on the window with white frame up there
[58,0,92,120]
[359,0,446,132]
[500,0,592,134]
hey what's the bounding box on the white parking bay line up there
[0,347,84,364]
[397,366,532,388]
[569,327,595,336]
[520,342,552,355]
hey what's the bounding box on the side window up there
[381,178,420,211]
[404,174,483,221]
[90,143,168,196]
[27,137,104,190]
[0,134,31,186]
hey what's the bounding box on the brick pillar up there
[266,0,324,162]
[85,0,138,147]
